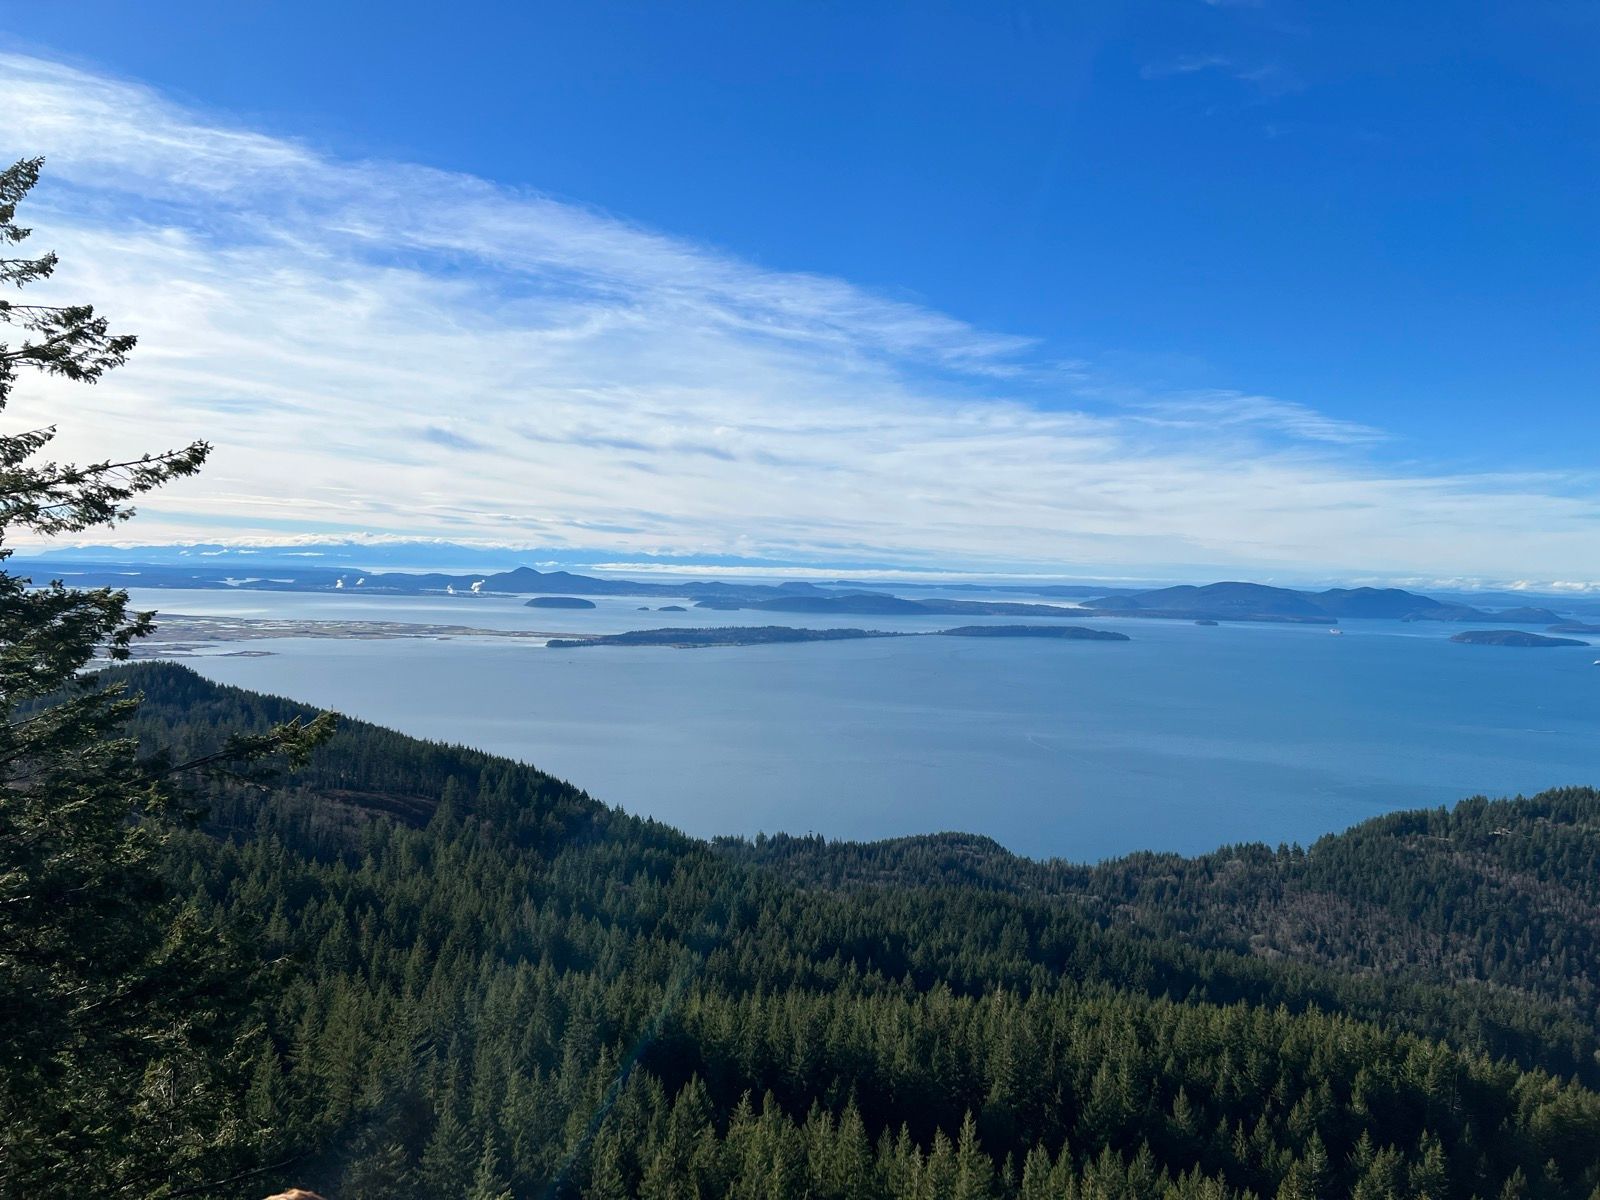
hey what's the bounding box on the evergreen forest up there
[58,662,1600,1199]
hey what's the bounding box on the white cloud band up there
[2,51,1594,579]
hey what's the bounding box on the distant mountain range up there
[10,559,1576,626]
[694,593,1099,619]
[1079,582,1567,625]
[693,582,1570,625]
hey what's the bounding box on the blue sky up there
[1,2,1597,584]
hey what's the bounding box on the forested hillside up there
[719,794,1600,1044]
[118,663,1600,1199]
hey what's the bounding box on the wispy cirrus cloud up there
[1140,53,1237,80]
[1,51,1596,580]
[1129,391,1387,446]
[1140,53,1301,96]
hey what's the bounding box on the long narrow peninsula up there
[546,624,1132,649]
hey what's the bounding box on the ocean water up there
[132,588,1600,862]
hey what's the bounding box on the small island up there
[1449,630,1588,648]
[524,596,598,609]
[547,626,899,649]
[1549,622,1600,634]
[1195,619,1219,626]
[937,625,1130,642]
[548,623,1133,649]
[658,604,688,612]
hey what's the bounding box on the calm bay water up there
[133,588,1600,862]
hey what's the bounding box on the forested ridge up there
[719,796,1600,1034]
[115,662,1600,1199]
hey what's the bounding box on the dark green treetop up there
[0,156,334,1199]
